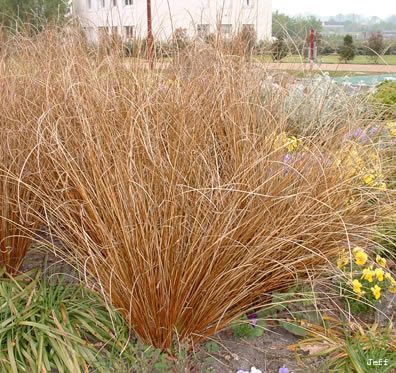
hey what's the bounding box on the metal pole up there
[147,0,154,69]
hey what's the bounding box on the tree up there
[172,27,189,51]
[367,31,385,63]
[338,34,356,63]
[0,0,68,32]
[271,35,288,61]
[272,12,322,56]
[386,15,396,25]
[272,12,322,40]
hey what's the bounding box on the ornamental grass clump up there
[0,56,41,274]
[1,28,393,349]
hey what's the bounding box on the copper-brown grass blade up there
[1,28,393,348]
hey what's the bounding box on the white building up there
[71,0,272,43]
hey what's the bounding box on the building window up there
[125,0,133,5]
[87,0,92,9]
[220,24,232,36]
[221,0,232,8]
[112,0,117,6]
[242,24,255,32]
[99,0,105,8]
[124,26,135,39]
[243,0,254,7]
[197,24,210,38]
[98,27,108,35]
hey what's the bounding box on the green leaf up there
[279,320,307,337]
[204,341,220,354]
[231,316,266,338]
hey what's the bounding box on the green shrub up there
[0,269,195,372]
[338,34,356,63]
[0,270,134,372]
[271,35,288,61]
[372,81,396,107]
[231,315,265,338]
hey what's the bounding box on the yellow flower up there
[386,122,396,136]
[386,272,396,291]
[337,251,349,269]
[363,174,376,186]
[346,195,357,207]
[386,121,396,137]
[337,257,349,269]
[362,267,375,282]
[353,247,368,266]
[385,272,395,281]
[376,255,387,267]
[352,279,364,295]
[371,284,381,300]
[374,268,384,282]
[375,182,387,191]
[281,133,299,153]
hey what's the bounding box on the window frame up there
[197,24,210,38]
[243,0,254,8]
[220,24,232,34]
[221,0,232,8]
[124,25,135,39]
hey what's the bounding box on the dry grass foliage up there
[0,46,42,273]
[0,29,392,348]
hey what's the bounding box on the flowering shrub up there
[386,121,396,138]
[337,247,396,312]
[372,81,396,106]
[335,140,387,191]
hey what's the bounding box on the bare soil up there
[18,246,395,373]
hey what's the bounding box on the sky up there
[273,0,395,19]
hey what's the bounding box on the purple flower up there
[283,152,305,164]
[352,127,364,138]
[351,128,370,143]
[247,313,258,328]
[283,153,293,164]
[282,152,305,175]
[279,365,289,373]
[346,126,380,144]
[368,126,380,137]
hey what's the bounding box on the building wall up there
[72,0,272,42]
